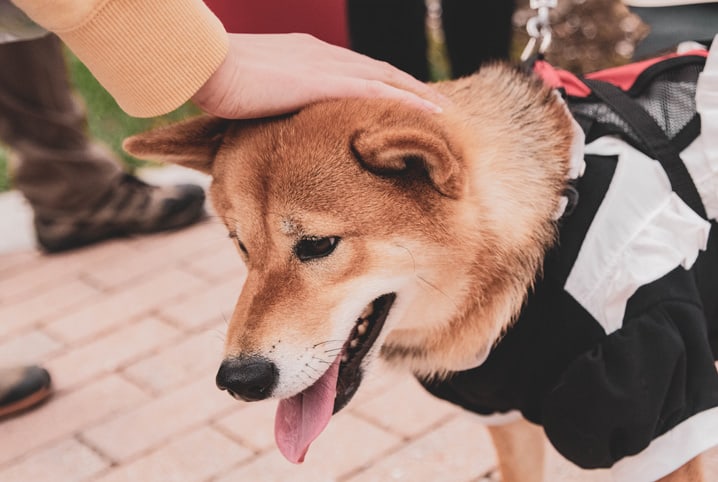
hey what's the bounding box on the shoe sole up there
[0,386,53,419]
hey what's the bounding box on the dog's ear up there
[351,125,465,199]
[123,115,230,174]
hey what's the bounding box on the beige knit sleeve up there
[11,0,229,117]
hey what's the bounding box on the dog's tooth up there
[361,305,373,319]
[342,354,349,363]
[349,339,359,348]
[357,323,367,336]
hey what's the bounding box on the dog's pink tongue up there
[275,355,340,464]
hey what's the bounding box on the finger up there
[233,33,448,107]
[332,57,449,106]
[318,77,444,113]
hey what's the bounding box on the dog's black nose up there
[216,356,278,402]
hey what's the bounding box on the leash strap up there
[582,78,707,219]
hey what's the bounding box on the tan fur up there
[380,67,575,376]
[124,62,701,481]
[488,418,545,482]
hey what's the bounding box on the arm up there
[11,0,227,117]
[11,0,443,118]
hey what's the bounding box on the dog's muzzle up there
[216,356,278,402]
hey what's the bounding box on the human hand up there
[191,33,445,119]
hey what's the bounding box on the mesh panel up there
[634,63,701,138]
[569,62,702,147]
[570,102,638,142]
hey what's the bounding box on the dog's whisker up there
[312,340,345,348]
[311,356,332,365]
[395,243,460,310]
[394,243,418,273]
[220,311,230,326]
[211,328,226,344]
[417,275,460,310]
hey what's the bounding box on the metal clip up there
[520,0,557,61]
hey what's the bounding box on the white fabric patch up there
[611,405,718,482]
[684,34,718,221]
[565,138,711,334]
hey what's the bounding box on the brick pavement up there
[1,194,718,481]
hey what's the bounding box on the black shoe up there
[35,174,205,253]
[0,365,52,419]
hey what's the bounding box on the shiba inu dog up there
[124,52,718,482]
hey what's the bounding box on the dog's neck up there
[382,64,579,378]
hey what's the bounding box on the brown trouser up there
[0,35,122,216]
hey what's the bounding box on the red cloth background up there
[204,0,349,47]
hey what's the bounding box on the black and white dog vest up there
[422,41,718,482]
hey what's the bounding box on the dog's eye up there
[229,232,249,258]
[237,241,249,257]
[295,236,340,262]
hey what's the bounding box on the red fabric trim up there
[533,60,590,97]
[584,50,708,91]
[533,50,708,98]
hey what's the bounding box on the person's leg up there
[0,35,205,252]
[441,0,515,78]
[0,35,122,213]
[346,0,430,81]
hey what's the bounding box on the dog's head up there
[125,99,479,462]
[125,71,572,463]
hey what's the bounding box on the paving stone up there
[182,242,247,282]
[0,438,108,482]
[81,226,225,290]
[349,376,460,439]
[0,250,39,277]
[81,376,236,462]
[120,221,225,262]
[0,279,101,341]
[0,329,62,366]
[346,411,496,482]
[345,360,406,404]
[0,241,135,304]
[46,317,181,389]
[159,278,242,330]
[215,412,402,482]
[214,400,278,452]
[122,325,225,394]
[44,268,204,345]
[0,375,148,465]
[93,427,251,482]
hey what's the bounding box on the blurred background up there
[0,0,652,195]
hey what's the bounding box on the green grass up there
[0,153,8,192]
[0,48,200,191]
